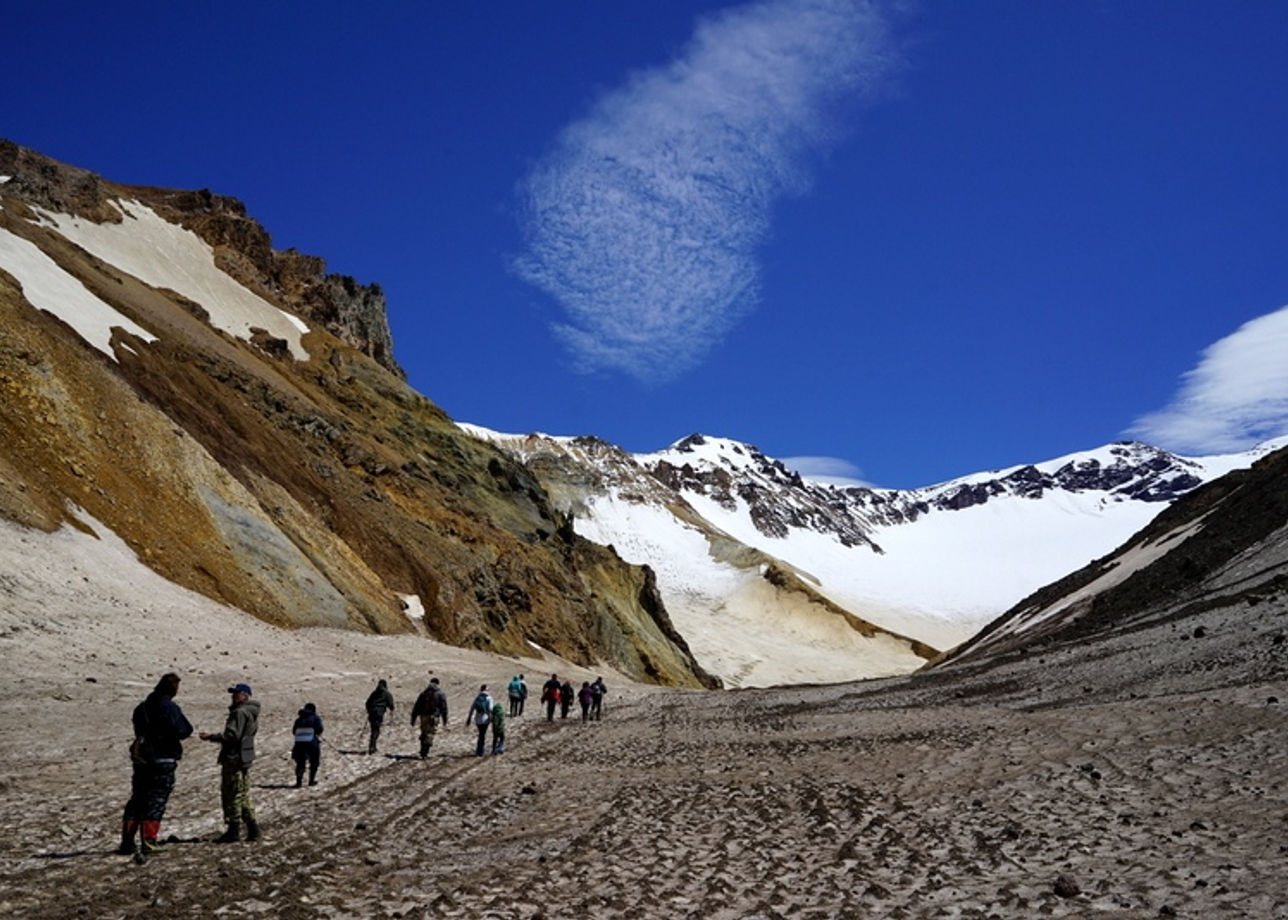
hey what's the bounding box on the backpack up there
[472,695,491,725]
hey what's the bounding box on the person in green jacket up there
[199,683,260,843]
[490,701,506,755]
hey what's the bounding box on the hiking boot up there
[140,837,161,855]
[116,819,138,855]
[245,818,260,842]
[215,823,240,844]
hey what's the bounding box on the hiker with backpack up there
[541,674,561,722]
[365,679,395,755]
[118,672,193,856]
[410,677,449,758]
[489,699,507,755]
[590,676,607,720]
[291,702,323,787]
[199,682,261,844]
[559,678,575,719]
[507,675,524,718]
[465,685,494,756]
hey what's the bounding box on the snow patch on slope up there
[0,225,156,357]
[38,200,310,359]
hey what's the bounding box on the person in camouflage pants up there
[200,683,260,843]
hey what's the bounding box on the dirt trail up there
[3,678,1286,919]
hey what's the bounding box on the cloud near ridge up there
[781,455,873,488]
[515,0,895,383]
[1127,304,1288,454]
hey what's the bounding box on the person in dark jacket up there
[541,674,561,722]
[200,682,261,843]
[559,679,575,719]
[291,703,324,787]
[118,672,193,855]
[410,677,448,758]
[365,679,395,755]
[590,676,607,721]
[577,681,594,722]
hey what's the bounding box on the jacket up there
[215,699,260,767]
[469,692,494,725]
[410,686,448,725]
[292,710,324,747]
[132,692,194,762]
[366,685,395,717]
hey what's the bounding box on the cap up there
[430,677,439,685]
[227,683,253,695]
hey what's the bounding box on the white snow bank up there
[39,200,310,359]
[0,225,156,357]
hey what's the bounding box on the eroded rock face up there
[0,141,714,688]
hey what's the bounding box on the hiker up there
[541,674,561,722]
[118,672,193,856]
[577,681,593,722]
[199,682,261,843]
[559,678,575,719]
[490,700,507,755]
[465,684,494,756]
[410,677,448,758]
[291,702,323,787]
[517,674,528,715]
[365,678,395,755]
[590,676,607,721]
[507,675,524,718]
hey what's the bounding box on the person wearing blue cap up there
[199,682,261,843]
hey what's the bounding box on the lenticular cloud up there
[516,0,893,383]
[1127,304,1288,453]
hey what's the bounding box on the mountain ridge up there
[465,425,1281,685]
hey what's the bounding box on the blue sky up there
[6,1,1288,488]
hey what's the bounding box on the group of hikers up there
[119,669,608,857]
[370,672,608,759]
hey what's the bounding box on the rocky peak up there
[0,140,402,377]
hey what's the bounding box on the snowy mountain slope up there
[465,426,1284,685]
[943,440,1288,667]
[461,428,935,687]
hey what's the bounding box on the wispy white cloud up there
[1127,304,1288,454]
[781,455,874,488]
[515,0,895,383]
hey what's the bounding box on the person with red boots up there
[118,672,193,856]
